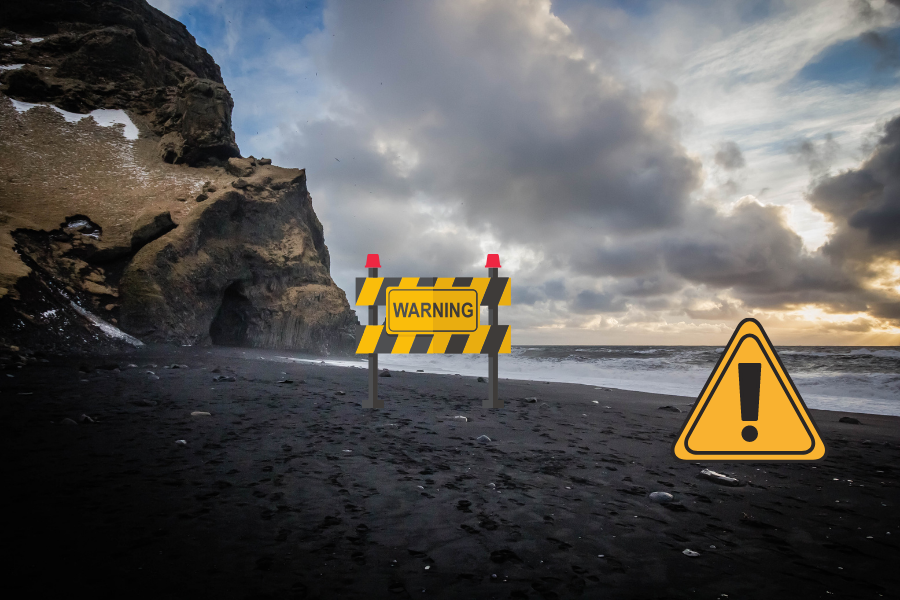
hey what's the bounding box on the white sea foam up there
[281,345,900,417]
[9,99,139,140]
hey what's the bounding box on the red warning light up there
[365,254,381,268]
[485,254,501,269]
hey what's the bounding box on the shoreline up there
[2,344,899,598]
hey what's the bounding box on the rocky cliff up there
[0,0,356,355]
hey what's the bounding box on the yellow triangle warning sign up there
[673,318,826,461]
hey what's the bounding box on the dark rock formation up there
[119,165,355,350]
[0,0,239,165]
[0,0,356,355]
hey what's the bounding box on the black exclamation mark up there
[739,363,761,442]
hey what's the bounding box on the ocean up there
[298,345,900,417]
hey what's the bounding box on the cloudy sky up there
[149,0,900,345]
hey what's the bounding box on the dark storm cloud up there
[714,141,746,170]
[811,113,900,257]
[572,289,627,314]
[789,134,840,177]
[309,1,701,240]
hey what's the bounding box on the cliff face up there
[0,1,356,354]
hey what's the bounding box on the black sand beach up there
[2,345,899,599]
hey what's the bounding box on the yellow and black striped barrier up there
[355,277,511,306]
[355,325,511,354]
[357,253,509,409]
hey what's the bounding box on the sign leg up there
[484,352,501,408]
[365,353,382,408]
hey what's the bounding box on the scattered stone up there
[125,364,137,368]
[334,391,346,396]
[131,211,176,249]
[477,377,486,383]
[839,417,861,424]
[417,369,424,372]
[682,549,700,557]
[213,375,236,382]
[539,402,550,410]
[477,435,492,443]
[276,379,294,384]
[191,411,211,417]
[649,491,674,503]
[195,192,209,202]
[79,414,95,424]
[699,468,742,487]
[452,416,468,422]
[525,397,538,403]
[175,439,187,446]
[658,405,682,412]
[204,183,217,193]
[379,370,392,377]
[258,158,272,165]
[226,157,255,177]
[211,367,221,373]
[232,178,250,189]
[60,418,77,426]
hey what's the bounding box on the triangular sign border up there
[672,318,827,462]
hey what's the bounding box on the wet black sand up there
[2,345,899,599]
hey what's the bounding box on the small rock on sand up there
[699,468,741,487]
[213,375,236,382]
[191,411,211,417]
[525,397,538,403]
[175,439,187,446]
[477,377,486,383]
[477,435,491,443]
[79,414,95,424]
[682,549,700,557]
[334,391,346,396]
[649,491,674,503]
[379,370,391,377]
[658,405,681,412]
[60,418,77,426]
[452,415,467,422]
[839,417,861,424]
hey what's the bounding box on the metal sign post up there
[355,254,511,408]
[364,254,383,408]
[485,254,502,408]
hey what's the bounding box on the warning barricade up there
[356,253,509,409]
